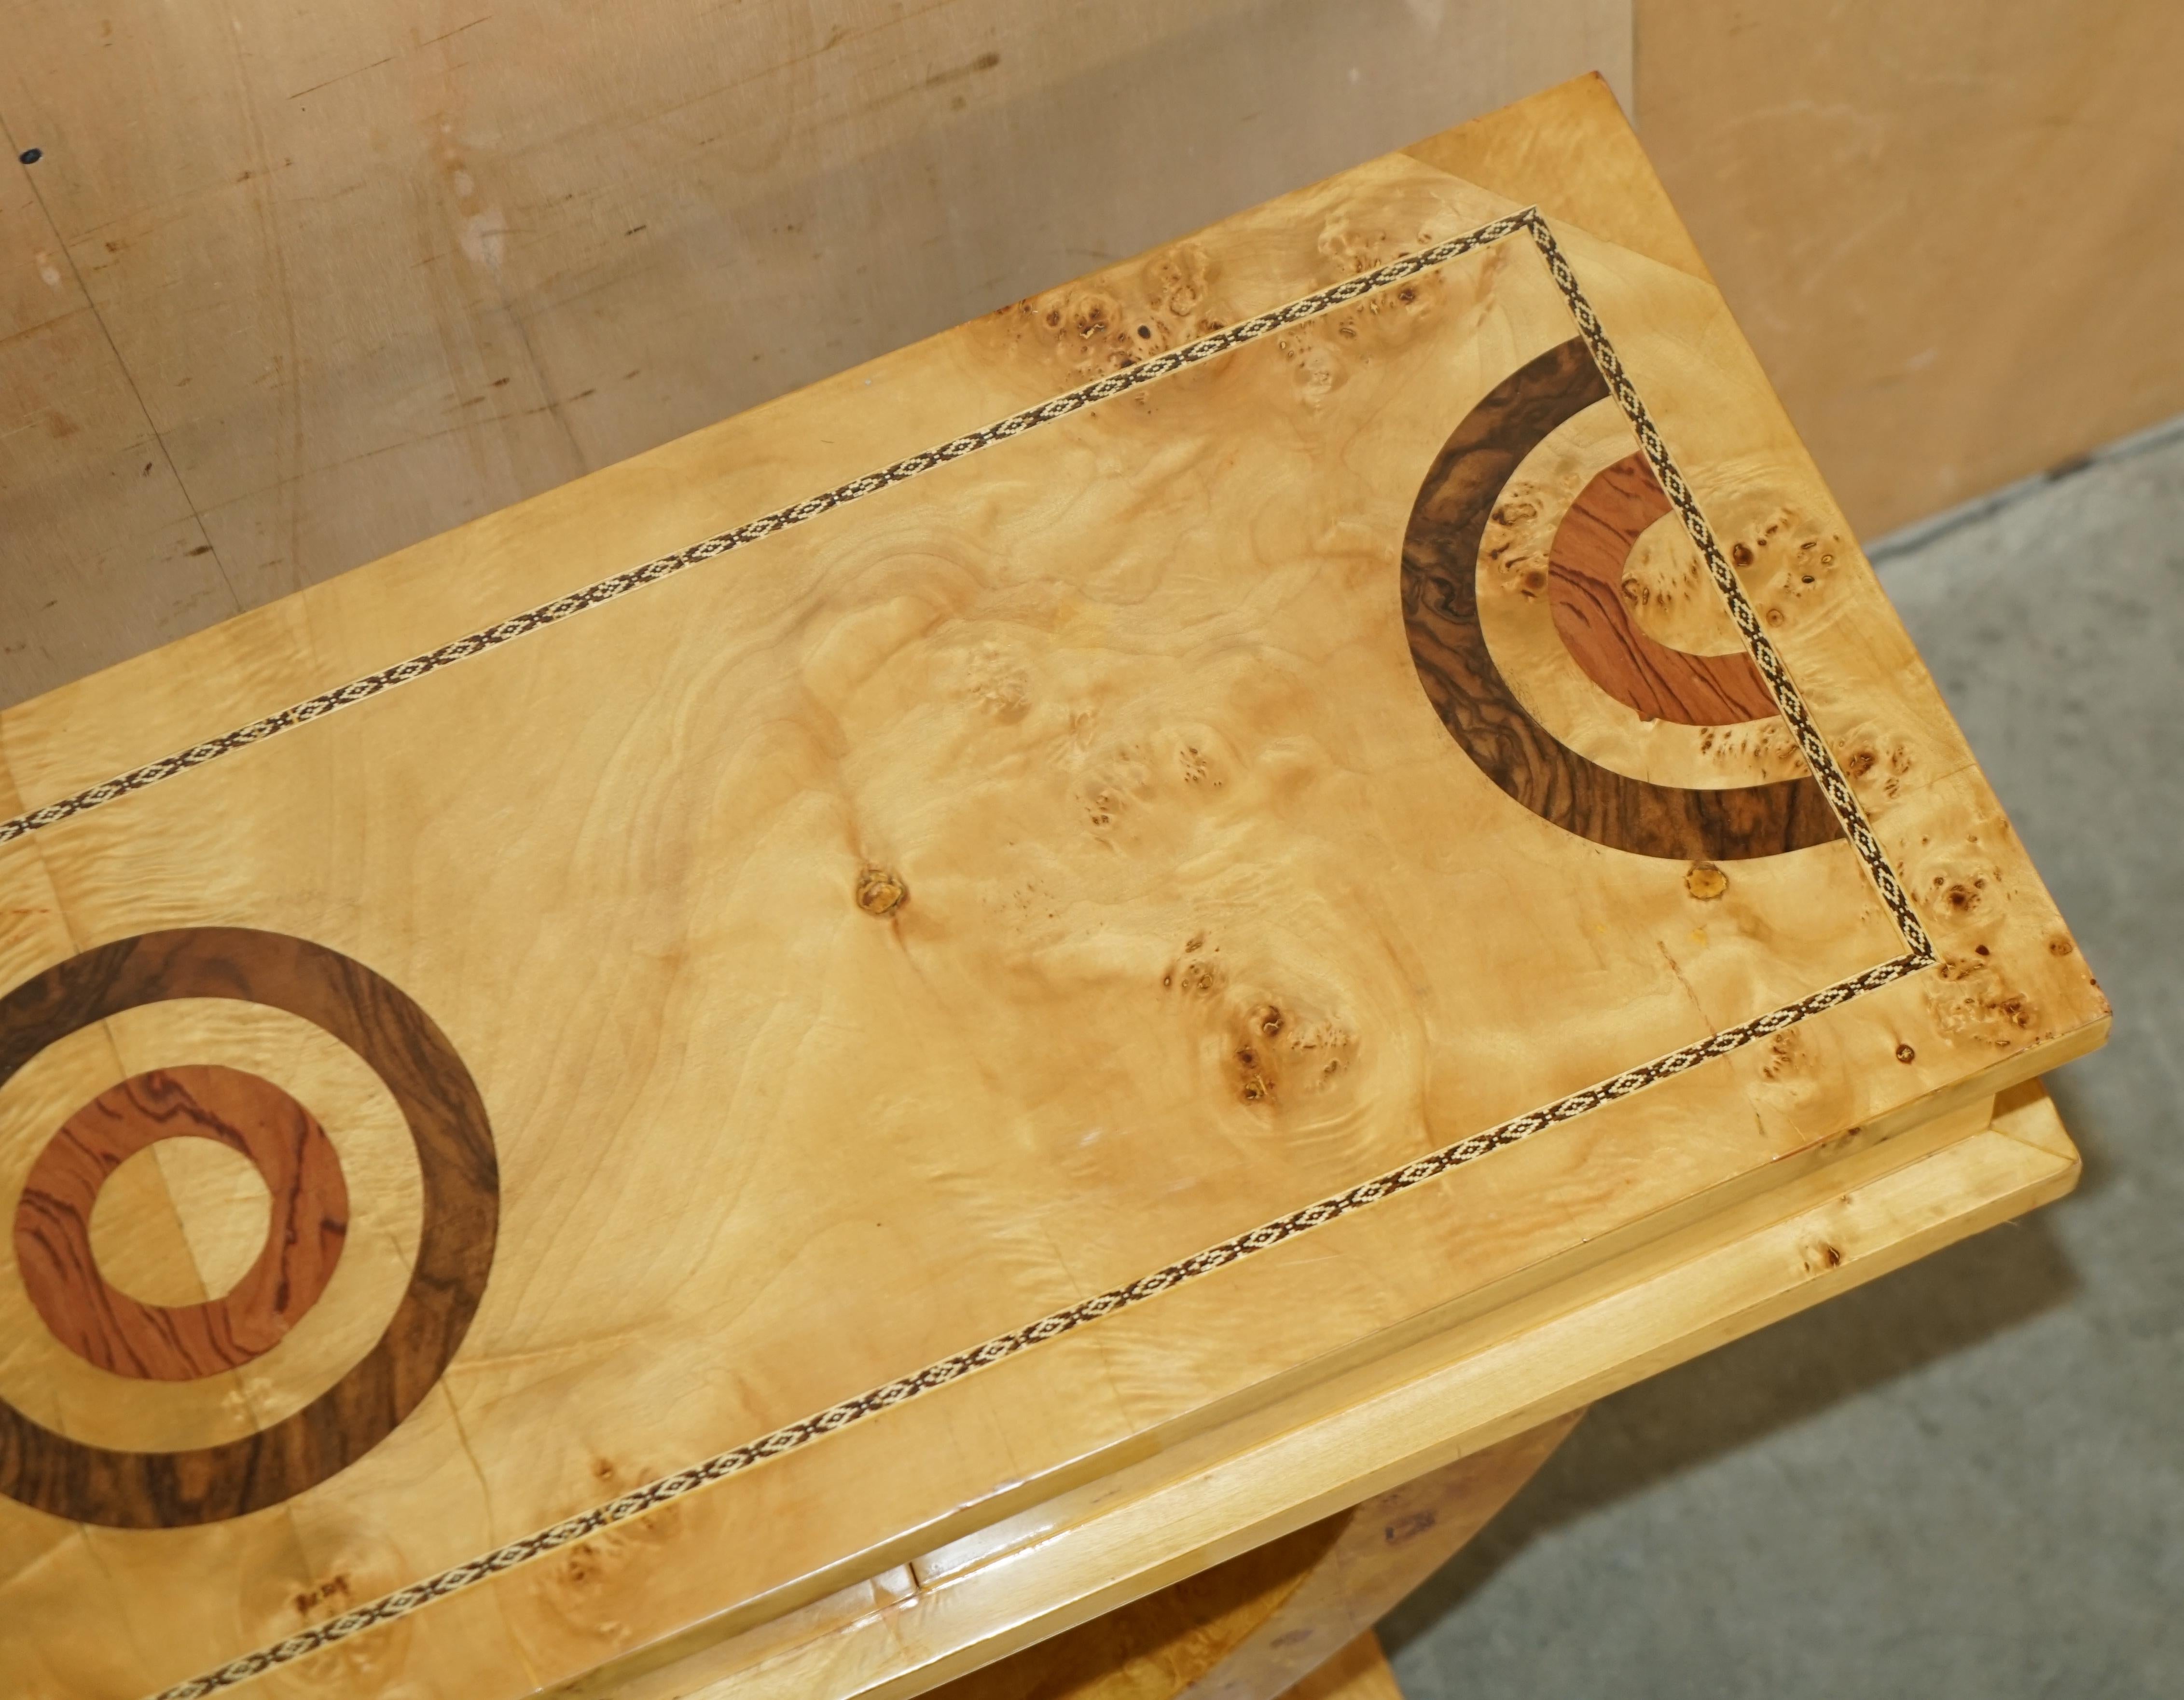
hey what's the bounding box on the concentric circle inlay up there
[15,1064,348,1382]
[0,928,497,1528]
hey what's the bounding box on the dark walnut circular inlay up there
[0,927,498,1529]
[14,1065,348,1382]
[1399,336,1840,860]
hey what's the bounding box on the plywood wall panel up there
[0,0,1629,710]
[0,156,236,694]
[1635,0,2184,535]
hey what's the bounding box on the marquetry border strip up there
[127,209,1935,1700]
[0,215,1536,853]
[148,963,1924,1700]
[0,213,1932,969]
[1521,216,1934,962]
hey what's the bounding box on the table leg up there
[1277,1633,1403,1700]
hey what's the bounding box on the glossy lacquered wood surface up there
[0,75,2104,1700]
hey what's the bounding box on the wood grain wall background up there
[0,0,1627,708]
[1,0,2178,711]
[1639,0,2184,536]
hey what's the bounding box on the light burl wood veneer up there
[915,1415,1584,1700]
[0,75,2104,1700]
[588,1082,2074,1700]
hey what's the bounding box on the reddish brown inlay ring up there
[14,1065,347,1382]
[0,927,498,1529]
[1400,337,1839,860]
[1548,452,1779,725]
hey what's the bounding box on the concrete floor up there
[1384,417,2184,1699]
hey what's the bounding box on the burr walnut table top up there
[0,74,2106,1700]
